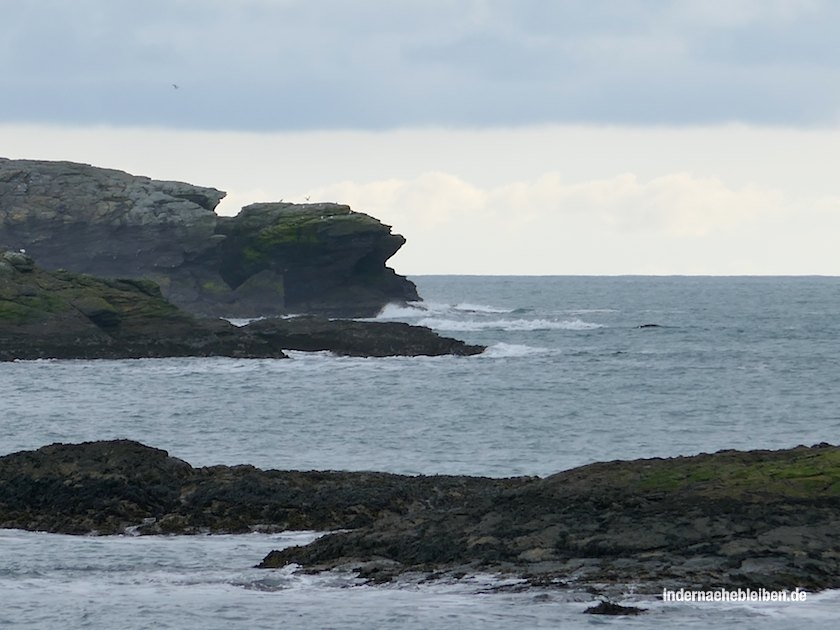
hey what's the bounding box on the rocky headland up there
[0,158,418,317]
[0,250,483,360]
[2,439,838,593]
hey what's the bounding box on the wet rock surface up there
[244,316,485,357]
[261,444,840,593]
[0,440,523,535]
[1,440,838,592]
[0,158,418,317]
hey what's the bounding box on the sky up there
[2,0,840,275]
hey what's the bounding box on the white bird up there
[19,248,26,254]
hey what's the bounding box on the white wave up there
[566,308,618,314]
[375,301,434,319]
[480,343,550,358]
[223,314,304,327]
[376,301,512,320]
[417,317,604,332]
[452,302,513,314]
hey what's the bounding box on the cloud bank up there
[2,0,839,130]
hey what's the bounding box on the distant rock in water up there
[583,601,646,616]
[244,316,485,357]
[0,158,418,317]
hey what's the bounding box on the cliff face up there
[0,158,418,317]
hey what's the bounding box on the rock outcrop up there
[246,316,485,357]
[0,250,483,360]
[0,440,522,535]
[0,158,418,317]
[0,250,287,360]
[2,439,838,593]
[262,444,840,593]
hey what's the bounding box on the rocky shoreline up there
[1,439,837,594]
[0,250,483,360]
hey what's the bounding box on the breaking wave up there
[416,317,604,332]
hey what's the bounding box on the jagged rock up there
[213,202,418,317]
[261,444,840,593]
[2,439,839,592]
[0,158,418,317]
[244,315,485,357]
[584,601,646,615]
[0,440,521,535]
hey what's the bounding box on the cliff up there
[0,158,418,317]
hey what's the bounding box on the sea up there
[2,276,839,629]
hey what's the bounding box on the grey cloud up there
[1,0,839,131]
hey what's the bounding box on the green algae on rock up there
[260,444,840,593]
[1,438,838,593]
[0,250,287,360]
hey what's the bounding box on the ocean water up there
[2,276,839,628]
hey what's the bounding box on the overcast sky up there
[2,0,839,274]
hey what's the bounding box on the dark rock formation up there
[213,202,418,317]
[0,250,287,360]
[2,439,839,593]
[0,440,522,535]
[244,316,485,357]
[0,158,418,317]
[262,444,840,593]
[0,251,480,360]
[584,601,646,615]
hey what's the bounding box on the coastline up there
[2,439,838,594]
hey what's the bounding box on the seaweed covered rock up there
[3,439,839,592]
[263,444,840,592]
[0,250,286,360]
[0,158,418,317]
[214,202,419,317]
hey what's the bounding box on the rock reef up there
[0,250,483,360]
[0,158,418,317]
[264,444,840,592]
[2,439,838,593]
[0,440,522,535]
